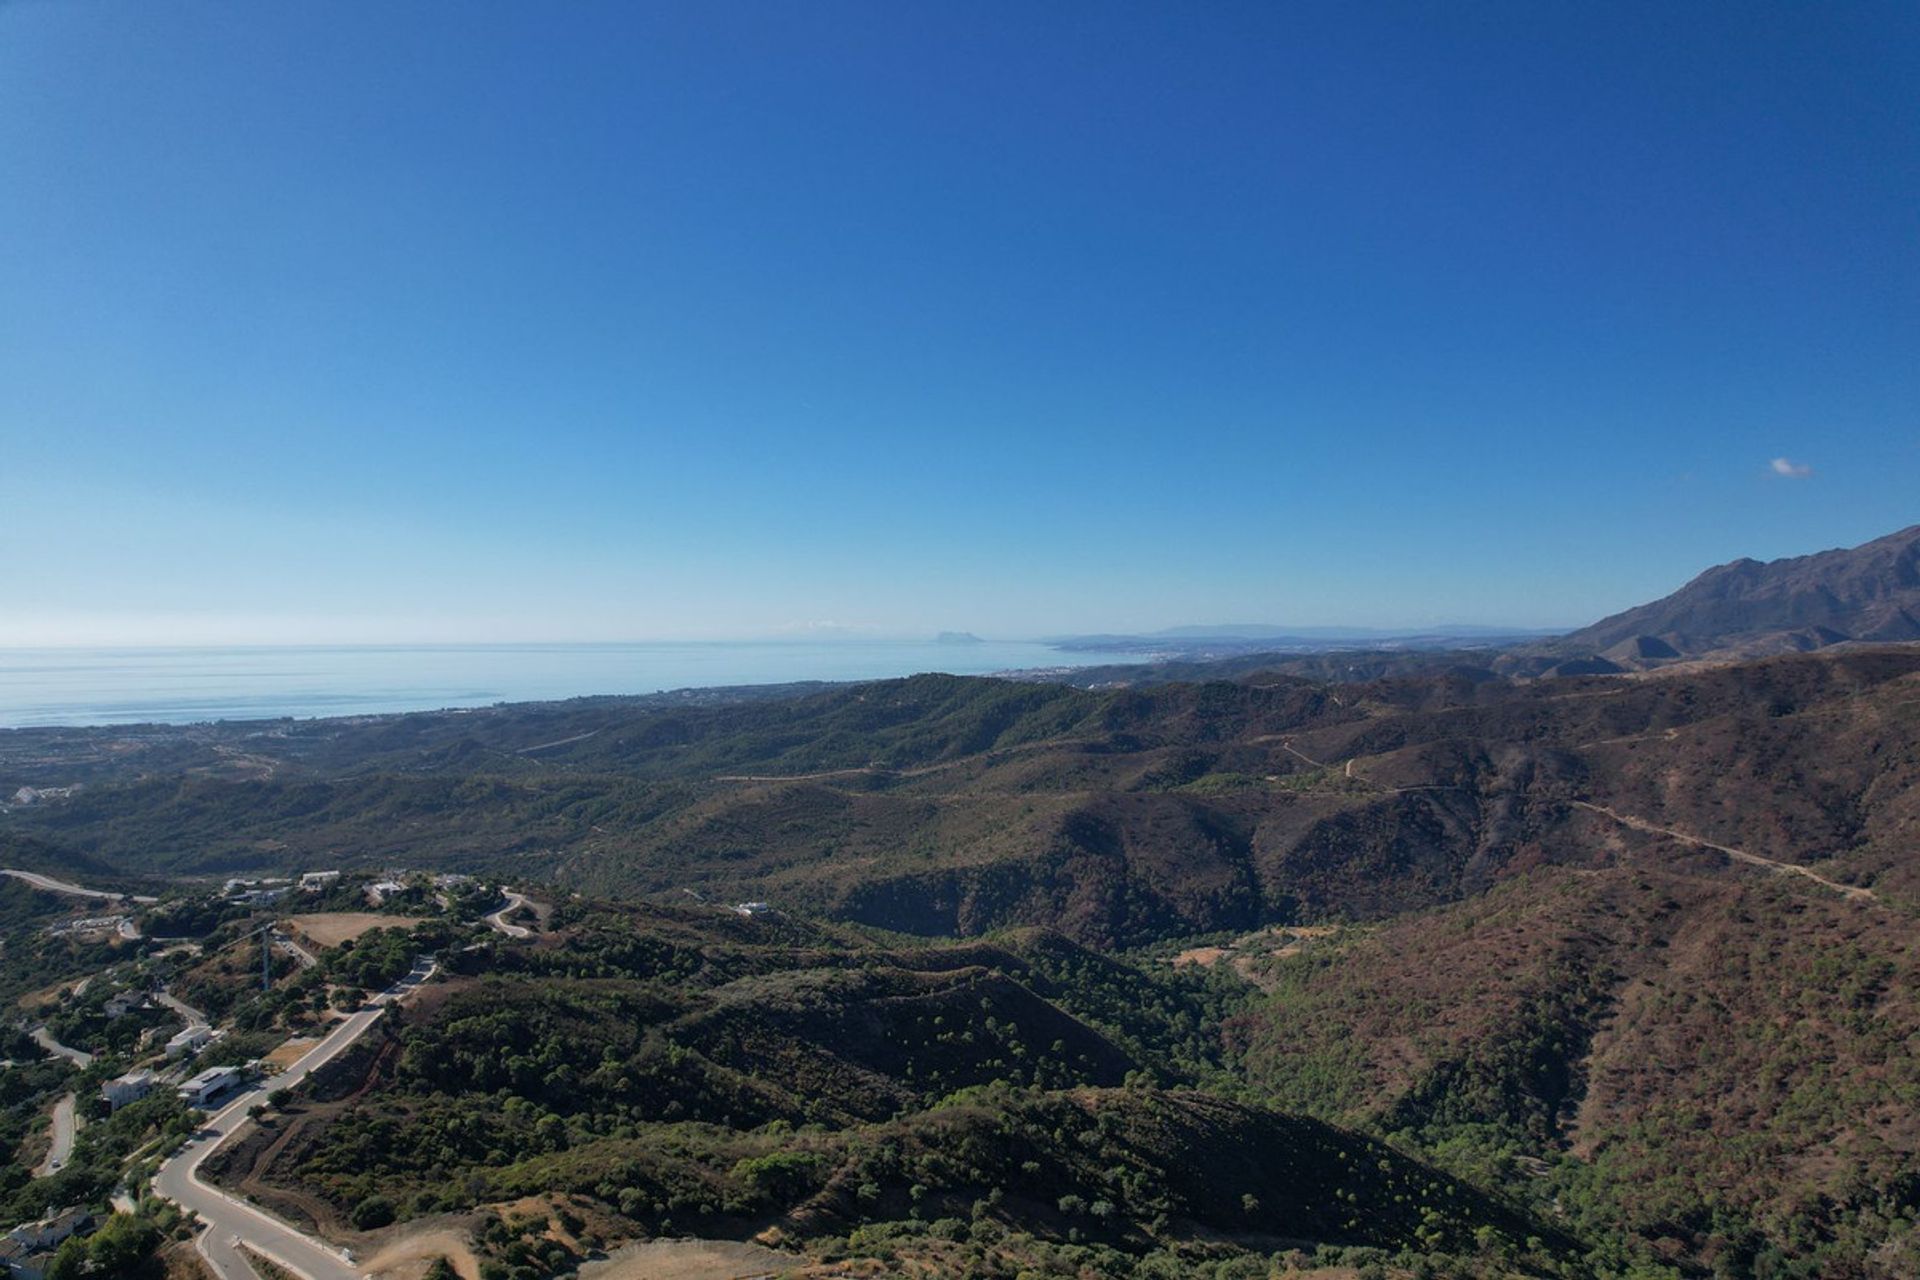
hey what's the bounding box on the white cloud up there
[1769,457,1813,478]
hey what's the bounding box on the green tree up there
[351,1194,397,1229]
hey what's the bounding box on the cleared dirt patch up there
[580,1239,793,1280]
[286,913,424,947]
[263,1036,321,1070]
[1169,925,1344,989]
[363,1221,484,1280]
[16,976,82,1013]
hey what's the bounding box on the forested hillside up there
[5,647,1920,1275]
[207,901,1569,1278]
[9,650,1918,933]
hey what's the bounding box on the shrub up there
[351,1194,396,1229]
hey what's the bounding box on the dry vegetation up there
[8,647,1920,1277]
[287,913,427,947]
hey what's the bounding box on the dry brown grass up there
[1171,945,1231,968]
[160,1241,217,1280]
[285,913,424,947]
[262,1035,321,1070]
[578,1239,792,1280]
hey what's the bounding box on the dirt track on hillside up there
[1572,801,1877,903]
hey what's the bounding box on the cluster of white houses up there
[100,1062,247,1113]
[0,1208,92,1280]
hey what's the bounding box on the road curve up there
[32,1025,94,1069]
[152,957,437,1280]
[484,892,533,939]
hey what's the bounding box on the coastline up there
[0,639,1158,730]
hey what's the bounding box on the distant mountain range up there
[1053,623,1562,655]
[1056,524,1920,674]
[1543,523,1920,667]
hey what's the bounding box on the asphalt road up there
[483,891,533,939]
[32,1025,93,1069]
[34,1092,78,1176]
[1,867,158,903]
[152,956,437,1280]
[155,988,212,1030]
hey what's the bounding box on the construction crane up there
[203,919,280,990]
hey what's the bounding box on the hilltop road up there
[484,891,533,939]
[152,956,436,1280]
[1,868,158,903]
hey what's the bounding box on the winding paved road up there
[483,891,533,939]
[152,956,437,1280]
[32,1025,93,1069]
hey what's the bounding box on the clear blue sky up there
[2,1,1915,644]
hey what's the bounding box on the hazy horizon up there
[0,619,1578,650]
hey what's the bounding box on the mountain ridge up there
[1552,523,1920,662]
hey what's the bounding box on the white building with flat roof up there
[166,1024,213,1058]
[103,1069,155,1110]
[179,1065,245,1108]
[365,879,407,905]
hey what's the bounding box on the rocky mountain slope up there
[1550,523,1920,664]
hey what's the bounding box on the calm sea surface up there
[0,641,1143,729]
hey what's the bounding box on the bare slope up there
[1554,523,1920,660]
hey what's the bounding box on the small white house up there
[104,990,144,1018]
[5,1207,92,1251]
[365,879,408,905]
[102,1069,155,1110]
[733,901,773,916]
[166,1024,213,1058]
[179,1065,245,1107]
[298,870,341,891]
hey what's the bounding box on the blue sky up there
[1,1,1915,644]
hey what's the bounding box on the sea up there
[0,640,1148,729]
